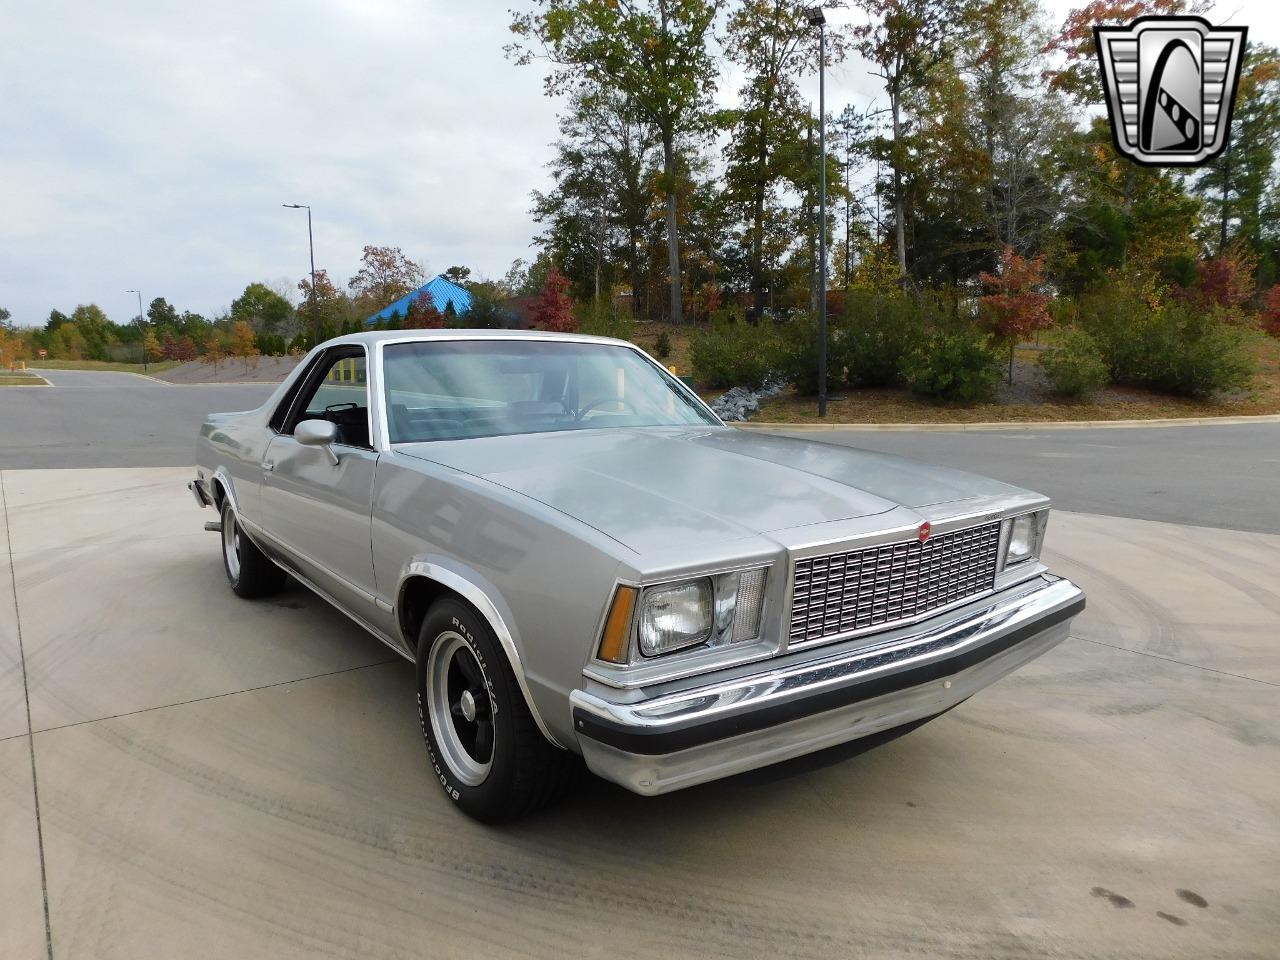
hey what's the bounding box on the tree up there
[1261,285,1280,337]
[853,0,967,278]
[147,297,179,328]
[978,246,1052,380]
[230,282,293,333]
[297,268,355,342]
[529,265,577,332]
[1192,46,1280,257]
[203,335,226,372]
[511,0,724,324]
[1045,0,1196,106]
[348,245,424,310]
[0,307,12,332]
[229,320,260,371]
[403,291,445,329]
[142,329,164,364]
[443,266,472,287]
[531,82,660,315]
[723,1,847,319]
[466,283,513,329]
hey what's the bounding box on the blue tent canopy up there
[366,275,472,324]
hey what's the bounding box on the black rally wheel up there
[416,598,575,822]
[220,499,286,598]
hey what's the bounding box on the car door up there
[259,346,380,622]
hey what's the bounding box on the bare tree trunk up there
[661,129,684,325]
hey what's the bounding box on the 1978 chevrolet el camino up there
[191,330,1085,822]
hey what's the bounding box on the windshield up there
[382,339,719,442]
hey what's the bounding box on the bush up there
[690,316,778,389]
[841,290,927,388]
[771,312,826,394]
[576,302,635,342]
[1039,327,1108,398]
[902,326,1002,405]
[653,329,672,359]
[1079,289,1255,397]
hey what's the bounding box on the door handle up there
[262,459,274,472]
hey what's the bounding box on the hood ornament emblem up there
[918,521,931,543]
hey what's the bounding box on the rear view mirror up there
[294,419,340,464]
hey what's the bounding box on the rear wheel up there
[220,500,286,598]
[416,598,575,822]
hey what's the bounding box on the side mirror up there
[294,419,340,465]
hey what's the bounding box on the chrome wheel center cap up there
[459,689,477,723]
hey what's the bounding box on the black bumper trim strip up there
[573,595,1084,755]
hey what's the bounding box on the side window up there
[269,354,325,432]
[288,351,371,449]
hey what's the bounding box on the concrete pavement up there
[1,466,1276,959]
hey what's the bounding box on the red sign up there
[918,521,932,542]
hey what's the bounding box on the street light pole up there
[283,203,319,348]
[125,289,147,373]
[807,6,828,418]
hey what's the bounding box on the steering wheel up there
[575,397,639,422]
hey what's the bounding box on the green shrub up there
[771,312,827,394]
[690,316,778,389]
[653,329,672,360]
[1079,289,1255,397]
[576,302,636,342]
[1140,304,1254,397]
[841,290,927,388]
[1039,327,1108,398]
[902,326,1002,405]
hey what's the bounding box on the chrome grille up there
[790,522,1001,644]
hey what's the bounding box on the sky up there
[1,0,1276,327]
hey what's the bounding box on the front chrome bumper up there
[570,574,1084,795]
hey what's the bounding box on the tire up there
[416,598,575,823]
[220,499,286,599]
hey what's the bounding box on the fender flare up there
[397,560,563,749]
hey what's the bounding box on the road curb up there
[735,413,1280,432]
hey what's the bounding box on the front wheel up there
[416,598,575,822]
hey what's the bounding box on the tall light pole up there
[807,6,828,417]
[125,289,147,373]
[283,203,319,348]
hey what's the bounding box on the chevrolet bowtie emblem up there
[1095,15,1247,166]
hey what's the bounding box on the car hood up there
[395,427,1029,554]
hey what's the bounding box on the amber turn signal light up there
[597,585,637,664]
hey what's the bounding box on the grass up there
[28,358,181,374]
[0,374,46,386]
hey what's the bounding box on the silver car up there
[191,330,1085,822]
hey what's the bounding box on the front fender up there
[396,556,564,749]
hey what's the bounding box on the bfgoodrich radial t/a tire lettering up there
[416,598,575,823]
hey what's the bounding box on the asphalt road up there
[0,369,276,468]
[2,368,1276,532]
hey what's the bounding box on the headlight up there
[634,568,768,659]
[639,580,712,656]
[1003,511,1046,567]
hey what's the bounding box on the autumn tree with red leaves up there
[1261,286,1280,338]
[529,266,577,333]
[1045,0,1198,105]
[1174,245,1258,320]
[403,291,445,329]
[979,246,1053,382]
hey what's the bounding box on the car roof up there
[320,329,635,349]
